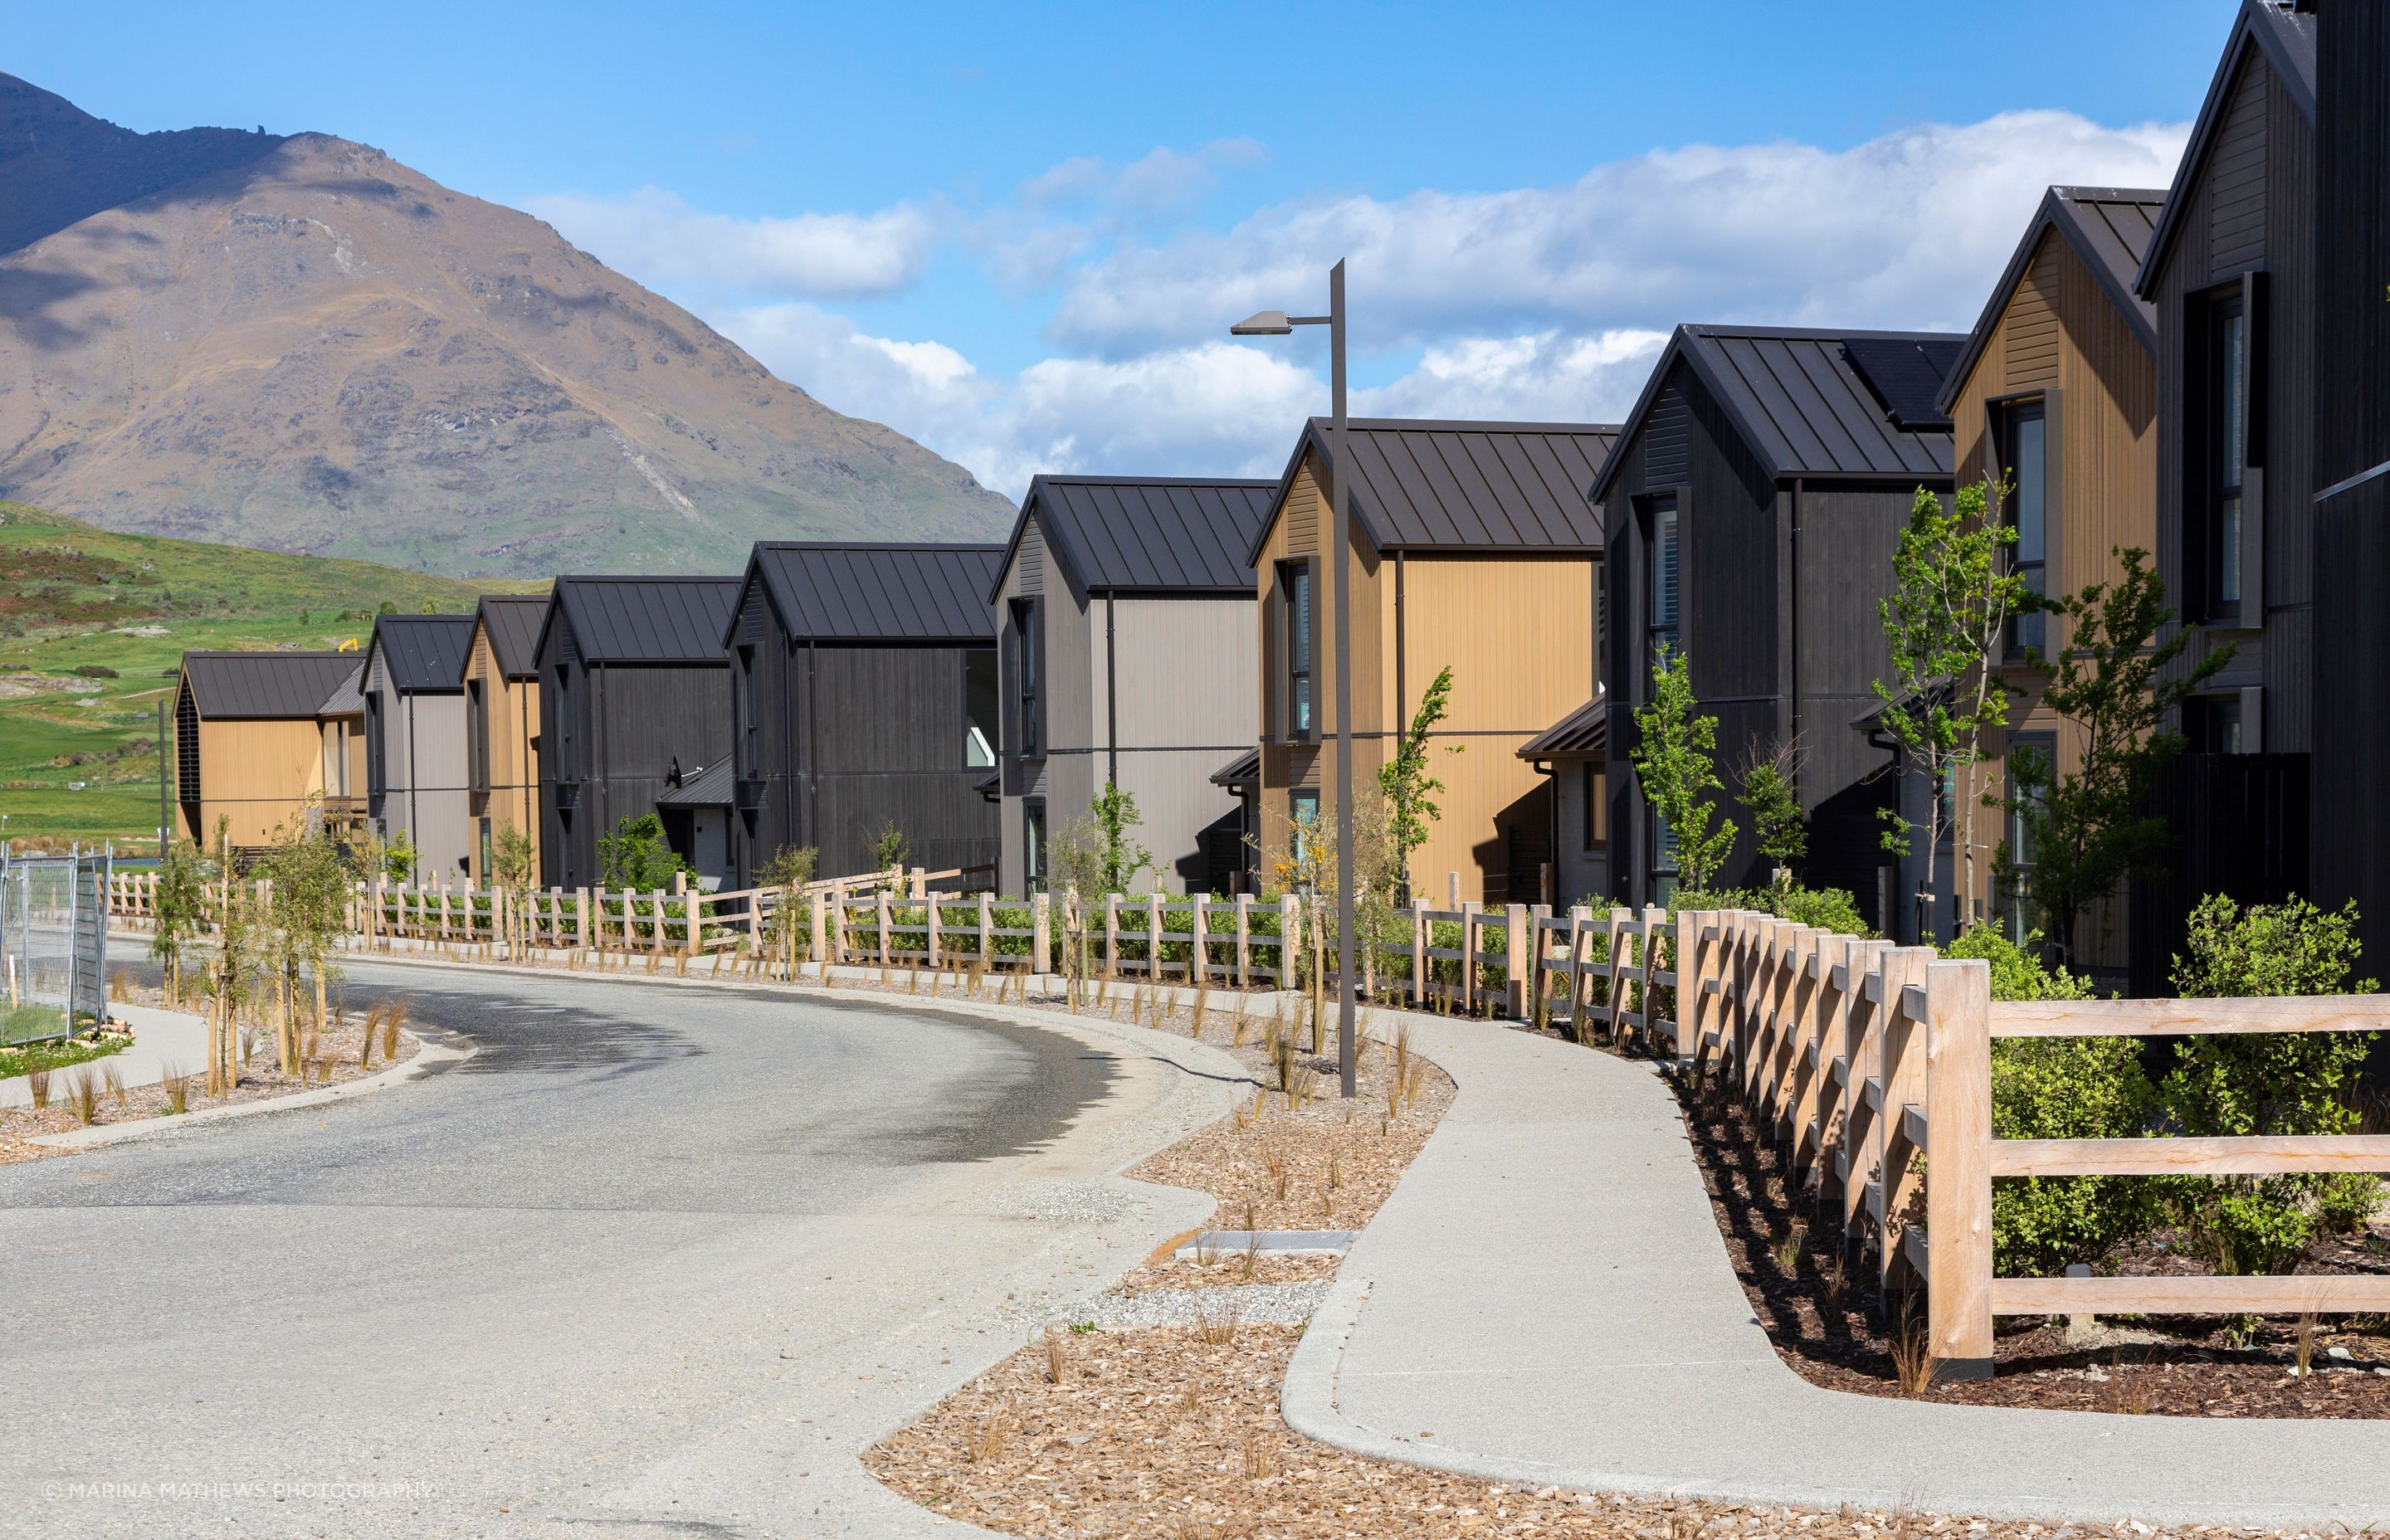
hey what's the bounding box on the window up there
[1024,798,1047,891]
[1010,598,1041,757]
[365,690,387,802]
[175,683,201,806]
[736,646,758,777]
[963,647,997,768]
[551,666,571,782]
[2001,400,2047,659]
[1290,789,1322,875]
[2183,694,2244,755]
[1280,561,1314,738]
[2210,293,2246,621]
[1646,498,1680,668]
[478,816,493,881]
[1581,763,1607,852]
[466,678,490,797]
[2002,733,2055,943]
[1650,805,1679,906]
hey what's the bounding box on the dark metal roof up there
[1247,419,1619,566]
[364,613,474,694]
[995,476,1277,601]
[1938,187,2165,413]
[544,575,742,665]
[1518,696,1607,760]
[655,756,734,807]
[1591,326,1961,504]
[475,594,550,680]
[1210,747,1261,788]
[2136,0,2317,297]
[745,543,1002,644]
[178,651,363,721]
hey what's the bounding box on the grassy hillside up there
[0,502,540,854]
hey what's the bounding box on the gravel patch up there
[1064,1281,1328,1332]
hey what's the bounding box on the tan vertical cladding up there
[464,622,544,880]
[198,718,324,846]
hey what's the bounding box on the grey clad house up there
[361,612,477,880]
[990,476,1276,895]
[536,576,742,890]
[725,543,1006,886]
[1593,325,1961,932]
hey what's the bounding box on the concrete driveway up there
[0,962,1241,1538]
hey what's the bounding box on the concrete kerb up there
[32,1031,473,1153]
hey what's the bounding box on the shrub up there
[598,814,695,892]
[1947,925,2157,1276]
[2163,894,2381,1274]
[1674,883,1870,937]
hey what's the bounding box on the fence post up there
[1031,890,1050,975]
[1235,894,1254,988]
[1279,893,1299,990]
[979,891,995,967]
[1104,894,1120,980]
[926,892,942,968]
[1191,896,1211,987]
[1458,901,1481,1015]
[1924,957,1993,1381]
[1503,903,1531,1017]
[810,890,829,968]
[1872,946,1937,1293]
[1603,907,1632,1037]
[1673,910,1706,1062]
[680,887,699,975]
[876,889,891,966]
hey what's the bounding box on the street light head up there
[1229,309,1294,336]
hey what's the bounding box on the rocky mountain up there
[0,75,1015,577]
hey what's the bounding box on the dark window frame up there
[962,646,997,770]
[1009,597,1042,758]
[466,676,490,799]
[1279,558,1316,742]
[365,688,388,803]
[1644,495,1680,676]
[1581,762,1607,853]
[1290,787,1322,875]
[2208,289,2247,624]
[736,644,758,779]
[1023,796,1048,891]
[1997,397,2050,660]
[2002,729,2057,943]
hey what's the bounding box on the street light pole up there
[1232,260,1358,1099]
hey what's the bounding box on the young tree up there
[1734,733,1808,881]
[1046,814,1115,1008]
[490,824,537,955]
[758,844,818,977]
[1086,781,1153,895]
[1872,480,2035,940]
[1630,651,1734,894]
[149,836,213,1009]
[258,826,352,1075]
[870,820,912,875]
[2002,548,2232,967]
[598,814,694,892]
[1376,665,1457,900]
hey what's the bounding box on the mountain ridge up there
[0,77,1015,577]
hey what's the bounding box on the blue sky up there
[11,1,2232,494]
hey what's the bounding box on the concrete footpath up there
[0,1002,204,1109]
[1284,1013,2390,1530]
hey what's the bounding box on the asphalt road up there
[0,959,1236,1538]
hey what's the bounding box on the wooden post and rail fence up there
[101,865,2390,1377]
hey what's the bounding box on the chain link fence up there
[1,851,110,1045]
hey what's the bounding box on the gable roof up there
[744,543,1002,645]
[1518,695,1607,760]
[1247,418,1619,566]
[178,651,362,721]
[1937,187,2167,414]
[473,594,550,680]
[1590,325,1963,504]
[2135,0,2318,297]
[655,756,734,807]
[543,575,742,665]
[363,613,474,694]
[996,476,1277,601]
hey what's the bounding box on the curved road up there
[0,961,1237,1538]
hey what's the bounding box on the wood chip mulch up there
[0,986,421,1163]
[1670,1067,2390,1416]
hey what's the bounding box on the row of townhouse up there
[1602,0,2390,989]
[166,2,2386,974]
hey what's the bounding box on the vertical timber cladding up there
[2310,0,2390,961]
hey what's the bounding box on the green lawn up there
[0,1024,130,1070]
[0,502,543,854]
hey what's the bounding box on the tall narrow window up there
[1582,763,1607,852]
[2002,401,2047,659]
[2003,733,2055,943]
[2211,294,2246,621]
[466,678,489,797]
[1651,806,1679,905]
[1280,561,1314,738]
[365,690,387,803]
[1290,788,1321,875]
[1024,797,1047,891]
[736,646,758,777]
[1646,499,1680,667]
[552,667,571,782]
[963,647,997,768]
[1011,598,1041,757]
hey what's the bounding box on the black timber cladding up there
[999,477,1277,596]
[749,543,1002,642]
[1249,419,1620,562]
[547,576,743,663]
[1517,696,1607,760]
[367,613,475,694]
[1593,327,1961,504]
[179,651,362,719]
[476,594,550,680]
[1937,187,2167,413]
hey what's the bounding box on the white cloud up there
[1355,329,1671,424]
[1046,110,2187,353]
[527,188,943,301]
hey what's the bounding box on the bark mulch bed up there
[0,986,422,1164]
[1672,1067,2390,1416]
